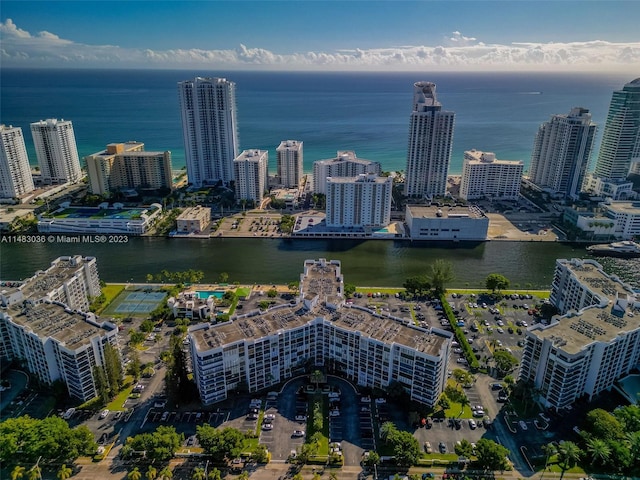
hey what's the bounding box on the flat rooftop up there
[7,302,113,350]
[407,205,486,220]
[44,207,148,220]
[560,259,634,300]
[9,256,93,300]
[531,306,640,355]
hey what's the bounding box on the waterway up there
[5,237,635,290]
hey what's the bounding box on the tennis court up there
[114,302,157,313]
[104,289,166,316]
[125,292,166,302]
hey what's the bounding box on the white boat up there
[587,240,640,258]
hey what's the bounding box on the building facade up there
[178,77,239,187]
[176,206,211,234]
[325,174,392,228]
[233,149,268,204]
[85,142,172,195]
[0,125,35,199]
[529,108,597,199]
[591,78,640,198]
[188,259,452,406]
[601,200,640,240]
[30,119,82,185]
[404,82,455,198]
[520,258,640,411]
[405,205,489,241]
[276,140,304,188]
[312,151,381,195]
[459,150,523,201]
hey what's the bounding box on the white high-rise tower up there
[404,82,455,198]
[529,107,597,199]
[0,125,35,198]
[30,119,82,184]
[276,140,304,188]
[178,77,239,188]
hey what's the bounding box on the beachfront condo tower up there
[178,77,239,188]
[404,82,455,198]
[276,140,304,188]
[529,107,597,200]
[589,78,640,199]
[0,125,35,198]
[233,149,268,205]
[30,118,82,185]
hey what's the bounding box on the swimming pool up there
[196,291,225,300]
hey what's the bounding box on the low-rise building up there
[176,206,211,234]
[188,259,452,406]
[601,200,640,239]
[38,203,162,235]
[460,150,523,201]
[405,204,488,241]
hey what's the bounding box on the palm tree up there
[586,438,611,465]
[11,466,25,480]
[26,466,41,480]
[128,467,143,480]
[557,441,582,479]
[146,466,158,480]
[458,394,470,418]
[159,467,173,480]
[207,468,221,480]
[57,464,73,480]
[540,442,557,479]
[310,369,323,389]
[191,467,206,480]
[380,421,397,442]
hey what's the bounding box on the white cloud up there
[1,20,638,72]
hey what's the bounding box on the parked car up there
[99,409,109,420]
[439,442,447,453]
[292,430,305,437]
[424,441,433,453]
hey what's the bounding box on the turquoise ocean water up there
[0,69,632,175]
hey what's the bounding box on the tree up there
[103,342,123,396]
[557,441,582,479]
[26,466,41,480]
[128,467,142,480]
[207,468,221,480]
[475,438,510,472]
[196,425,245,462]
[541,442,557,473]
[493,350,518,375]
[11,466,25,480]
[363,451,380,466]
[437,393,451,411]
[485,273,510,293]
[343,283,356,298]
[403,275,430,296]
[267,288,278,298]
[428,259,454,295]
[121,426,184,462]
[218,272,229,284]
[389,430,420,466]
[310,370,324,389]
[380,421,397,443]
[586,438,611,466]
[455,439,474,459]
[56,464,72,480]
[146,466,158,480]
[127,350,142,381]
[585,408,623,441]
[159,467,173,480]
[191,468,206,480]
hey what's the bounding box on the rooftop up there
[407,204,486,220]
[558,258,634,301]
[7,301,114,350]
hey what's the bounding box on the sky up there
[1,0,639,72]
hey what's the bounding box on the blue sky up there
[1,1,639,71]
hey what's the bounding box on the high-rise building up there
[312,151,381,194]
[233,149,268,204]
[0,125,35,198]
[460,150,523,201]
[404,82,455,198]
[529,107,597,199]
[30,119,82,185]
[177,77,239,188]
[276,140,304,188]
[85,141,172,195]
[326,174,392,228]
[590,78,640,198]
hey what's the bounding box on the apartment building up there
[405,204,489,241]
[325,174,392,228]
[549,258,637,315]
[276,140,304,188]
[188,259,452,406]
[233,149,268,204]
[459,150,523,201]
[30,119,82,185]
[520,258,640,411]
[0,125,35,198]
[0,255,101,313]
[176,206,211,234]
[0,302,118,402]
[313,151,381,195]
[600,200,640,240]
[85,142,172,195]
[404,82,455,198]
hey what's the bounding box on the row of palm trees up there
[11,463,70,480]
[126,465,228,480]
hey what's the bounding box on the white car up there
[292,430,305,437]
[360,396,371,403]
[99,409,109,420]
[375,398,386,404]
[264,413,276,421]
[262,423,273,430]
[329,409,340,417]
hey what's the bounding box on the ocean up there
[0,69,633,175]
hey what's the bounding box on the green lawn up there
[106,377,135,411]
[103,284,125,302]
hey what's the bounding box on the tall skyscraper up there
[593,78,640,181]
[529,107,597,199]
[276,140,304,188]
[404,82,455,198]
[0,125,35,198]
[30,119,82,184]
[233,149,268,204]
[178,77,239,188]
